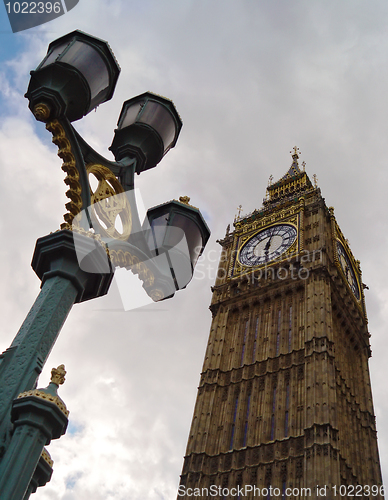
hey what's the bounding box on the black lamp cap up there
[146,198,210,250]
[117,91,183,148]
[45,29,121,103]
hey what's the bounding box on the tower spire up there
[285,146,302,178]
[263,147,312,207]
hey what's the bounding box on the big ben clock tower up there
[178,148,384,499]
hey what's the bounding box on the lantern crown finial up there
[179,196,190,205]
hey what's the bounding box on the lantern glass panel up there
[120,102,143,129]
[41,41,70,68]
[60,41,109,99]
[148,214,169,252]
[139,101,176,151]
[165,214,203,267]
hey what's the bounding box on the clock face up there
[336,240,360,300]
[239,224,297,267]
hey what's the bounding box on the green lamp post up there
[0,30,210,499]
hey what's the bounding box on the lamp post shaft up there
[0,412,58,500]
[0,275,77,449]
[0,423,46,500]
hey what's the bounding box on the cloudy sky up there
[0,0,388,498]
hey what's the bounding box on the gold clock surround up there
[330,210,362,304]
[232,213,301,278]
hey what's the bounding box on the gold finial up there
[268,175,273,186]
[234,204,243,221]
[290,146,300,159]
[51,365,66,386]
[175,196,198,209]
[313,174,318,188]
[302,161,306,171]
[179,196,190,205]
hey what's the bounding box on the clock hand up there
[264,232,274,260]
[264,238,272,253]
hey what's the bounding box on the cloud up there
[1,1,388,498]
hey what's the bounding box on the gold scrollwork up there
[33,103,51,122]
[109,248,166,300]
[46,120,83,229]
[149,289,165,301]
[87,163,132,240]
[108,249,155,288]
[58,225,109,253]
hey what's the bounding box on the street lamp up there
[0,30,210,500]
[25,30,120,122]
[145,197,210,295]
[110,92,182,173]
